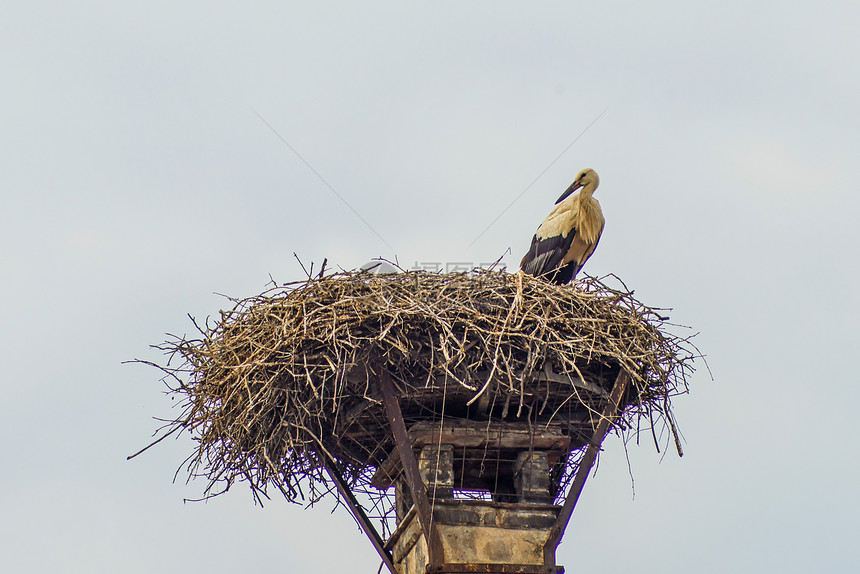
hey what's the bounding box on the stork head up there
[555,168,599,204]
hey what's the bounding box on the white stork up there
[520,168,604,284]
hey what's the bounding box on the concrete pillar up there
[396,444,454,522]
[514,451,552,503]
[418,444,454,499]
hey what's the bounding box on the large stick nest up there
[143,269,698,509]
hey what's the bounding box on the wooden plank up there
[397,369,610,399]
[379,369,444,567]
[536,364,609,398]
[408,420,570,450]
[371,420,572,488]
[543,371,630,565]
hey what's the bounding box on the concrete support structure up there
[374,370,631,574]
[389,443,562,574]
[388,499,563,574]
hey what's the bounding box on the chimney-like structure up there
[385,445,562,573]
[367,369,630,574]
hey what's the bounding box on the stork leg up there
[514,269,525,309]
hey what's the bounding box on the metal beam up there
[320,453,398,574]
[378,368,444,567]
[543,371,630,564]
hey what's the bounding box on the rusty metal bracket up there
[543,371,630,564]
[320,452,398,574]
[378,368,444,567]
[427,564,564,573]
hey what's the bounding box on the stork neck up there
[578,183,597,199]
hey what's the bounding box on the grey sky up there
[2,2,857,572]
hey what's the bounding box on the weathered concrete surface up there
[388,500,560,574]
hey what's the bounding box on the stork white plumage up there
[520,168,605,284]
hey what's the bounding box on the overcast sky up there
[2,2,858,572]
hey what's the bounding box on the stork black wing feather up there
[520,231,576,283]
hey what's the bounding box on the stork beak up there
[555,181,582,204]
